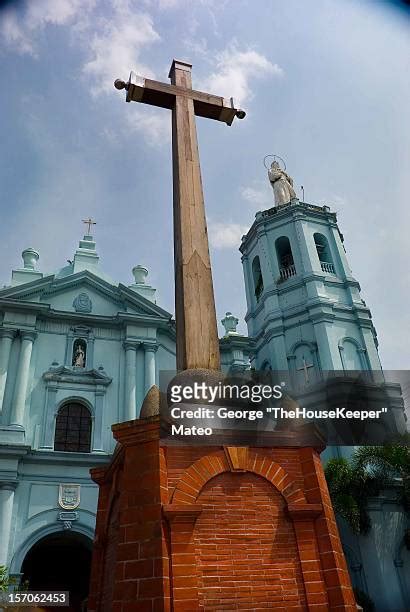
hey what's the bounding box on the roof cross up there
[82,218,96,234]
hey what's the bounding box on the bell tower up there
[240,160,382,381]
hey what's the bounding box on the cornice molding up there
[42,365,112,386]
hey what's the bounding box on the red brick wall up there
[88,420,170,612]
[195,472,307,610]
[88,419,357,611]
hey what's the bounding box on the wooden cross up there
[115,60,245,371]
[82,217,96,234]
[297,356,314,384]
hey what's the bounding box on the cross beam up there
[115,61,245,126]
[115,59,246,371]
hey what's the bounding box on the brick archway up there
[171,447,307,507]
[165,446,330,610]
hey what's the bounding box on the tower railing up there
[278,264,297,281]
[320,261,335,274]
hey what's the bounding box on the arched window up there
[314,233,335,274]
[72,338,87,368]
[54,402,92,453]
[339,338,364,371]
[252,256,264,302]
[275,236,296,281]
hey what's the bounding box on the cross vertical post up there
[115,59,246,372]
[169,60,219,371]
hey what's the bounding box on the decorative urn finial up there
[132,265,148,285]
[221,312,239,337]
[22,248,39,270]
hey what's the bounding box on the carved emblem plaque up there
[58,484,81,510]
[73,292,92,313]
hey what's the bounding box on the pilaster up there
[143,342,158,394]
[0,329,16,415]
[0,481,17,566]
[136,346,144,416]
[312,317,342,370]
[124,340,139,421]
[93,389,105,452]
[241,254,255,335]
[10,331,37,427]
[40,386,58,449]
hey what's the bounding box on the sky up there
[0,0,409,370]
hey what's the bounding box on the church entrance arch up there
[21,531,92,611]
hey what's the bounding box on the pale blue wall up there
[241,201,381,374]
[0,236,250,576]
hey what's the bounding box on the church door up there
[21,531,92,612]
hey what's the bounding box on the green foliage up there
[0,565,16,592]
[325,457,382,534]
[353,434,410,511]
[325,437,410,534]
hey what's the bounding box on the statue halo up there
[263,154,286,171]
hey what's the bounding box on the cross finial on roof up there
[82,217,96,234]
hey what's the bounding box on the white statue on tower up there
[268,160,296,206]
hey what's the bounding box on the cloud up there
[126,108,171,147]
[0,0,96,56]
[0,0,166,146]
[241,181,272,210]
[200,43,283,106]
[80,2,167,145]
[82,7,160,95]
[209,221,248,249]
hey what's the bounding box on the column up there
[293,215,315,274]
[40,386,58,449]
[257,232,273,288]
[360,327,382,371]
[144,342,158,394]
[0,482,17,566]
[330,224,353,279]
[0,329,16,414]
[313,319,342,370]
[241,254,253,310]
[93,389,104,451]
[124,341,138,421]
[10,331,36,427]
[136,347,144,415]
[271,333,289,371]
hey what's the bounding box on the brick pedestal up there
[88,417,356,611]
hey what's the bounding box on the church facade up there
[0,173,408,609]
[0,232,249,603]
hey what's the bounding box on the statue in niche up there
[268,161,296,206]
[72,338,87,368]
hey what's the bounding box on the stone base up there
[88,417,356,611]
[0,425,26,445]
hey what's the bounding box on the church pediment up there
[43,364,112,386]
[0,271,172,321]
